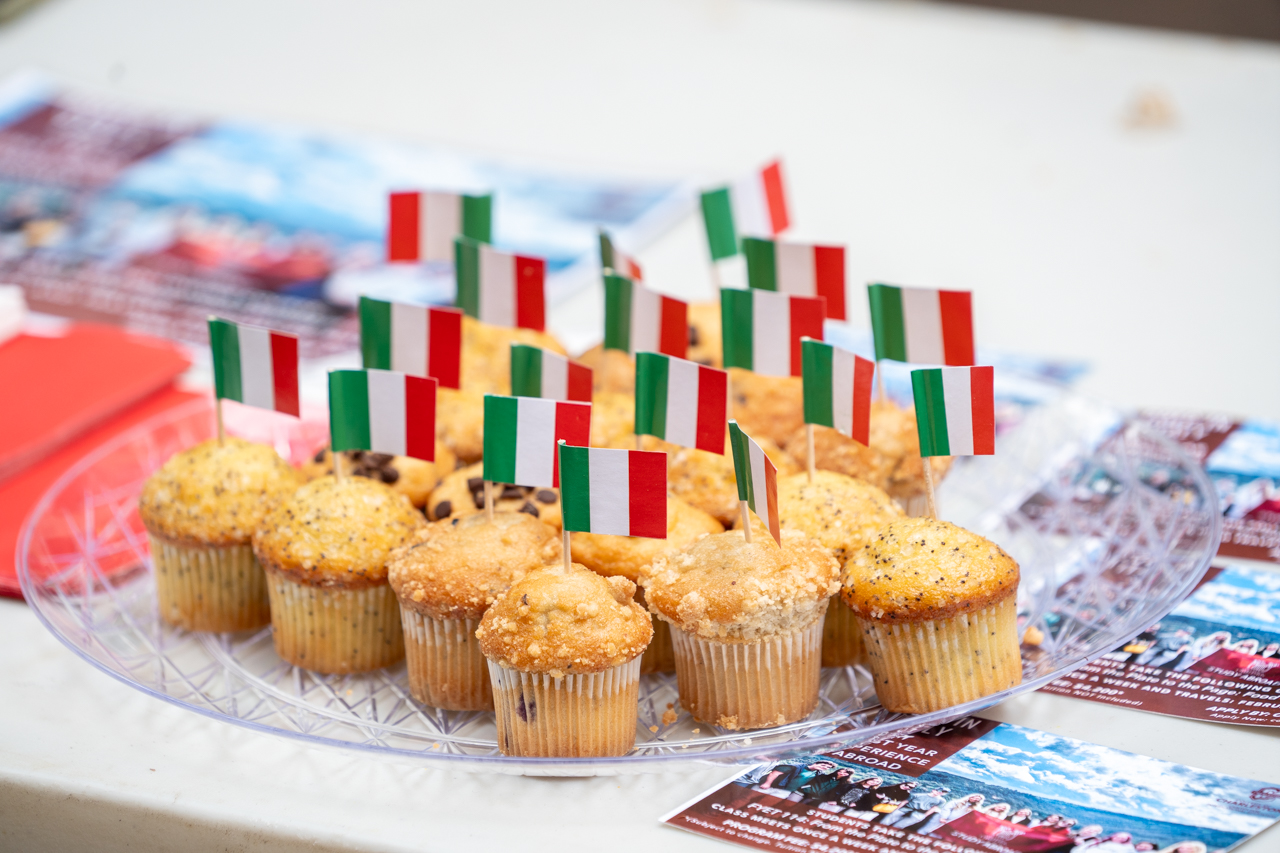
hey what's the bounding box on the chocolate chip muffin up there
[841,518,1022,713]
[138,437,302,632]
[477,564,652,757]
[426,462,562,528]
[460,315,566,395]
[728,367,805,449]
[252,476,425,674]
[387,512,562,709]
[302,444,456,510]
[667,435,799,527]
[437,387,485,465]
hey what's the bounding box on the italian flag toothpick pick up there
[911,366,995,457]
[728,420,780,545]
[208,317,300,416]
[604,274,688,359]
[720,288,825,377]
[359,296,463,389]
[868,283,974,366]
[599,230,643,280]
[510,343,593,403]
[558,445,667,538]
[634,352,727,454]
[743,237,846,321]
[328,369,437,461]
[482,395,591,488]
[455,237,546,331]
[700,159,790,261]
[387,190,492,263]
[801,339,874,446]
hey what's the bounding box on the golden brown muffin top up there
[571,495,723,582]
[252,475,425,589]
[642,529,839,641]
[776,471,903,565]
[387,512,562,619]
[840,517,1019,623]
[138,437,303,547]
[476,564,652,675]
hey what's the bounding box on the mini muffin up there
[590,390,636,450]
[578,346,636,395]
[139,438,302,632]
[461,315,566,395]
[841,518,1022,714]
[426,462,562,528]
[253,476,425,674]
[687,301,722,367]
[302,444,456,509]
[787,401,953,514]
[728,368,805,449]
[437,387,485,465]
[642,528,839,730]
[387,512,562,709]
[775,471,904,667]
[667,437,799,527]
[572,496,723,673]
[477,564,652,757]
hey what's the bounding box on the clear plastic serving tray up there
[18,389,1220,775]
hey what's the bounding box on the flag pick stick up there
[562,526,571,572]
[739,500,753,544]
[806,423,816,483]
[557,440,571,571]
[215,398,225,445]
[334,449,345,483]
[876,360,886,404]
[484,480,494,522]
[635,433,642,452]
[922,457,938,520]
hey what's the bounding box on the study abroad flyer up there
[1041,565,1280,726]
[662,717,1280,853]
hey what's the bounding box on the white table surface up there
[2,0,1279,850]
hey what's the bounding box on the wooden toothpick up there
[484,480,494,522]
[562,524,571,572]
[215,397,225,445]
[806,423,816,483]
[876,360,886,404]
[922,457,938,520]
[333,450,345,482]
[739,500,753,544]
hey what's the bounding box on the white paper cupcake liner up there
[265,574,404,674]
[400,608,490,710]
[150,536,269,633]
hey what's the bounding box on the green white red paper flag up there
[510,343,593,403]
[743,237,846,321]
[358,296,463,389]
[328,369,437,461]
[387,190,492,263]
[634,352,727,454]
[801,339,874,446]
[558,445,667,538]
[700,160,789,261]
[728,420,780,545]
[720,288,825,377]
[603,274,688,359]
[208,317,300,416]
[483,394,591,487]
[910,366,995,457]
[867,283,974,366]
[455,237,546,331]
[599,230,643,280]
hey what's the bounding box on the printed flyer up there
[663,717,1280,853]
[1137,414,1280,565]
[1041,565,1280,726]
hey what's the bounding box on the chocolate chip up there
[688,325,700,347]
[434,500,452,519]
[367,453,394,466]
[535,489,557,504]
[518,502,539,517]
[380,467,400,484]
[472,491,485,509]
[313,448,327,464]
[467,477,485,494]
[351,466,374,479]
[500,485,524,500]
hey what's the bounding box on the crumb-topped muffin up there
[387,512,562,709]
[775,471,904,667]
[139,437,302,632]
[477,564,652,756]
[253,476,425,673]
[572,495,723,673]
[643,529,839,729]
[841,517,1022,713]
[302,444,456,509]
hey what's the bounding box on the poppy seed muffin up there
[841,517,1022,713]
[775,471,904,668]
[387,512,562,710]
[642,528,839,730]
[571,495,723,673]
[139,437,302,632]
[253,476,424,673]
[477,564,652,757]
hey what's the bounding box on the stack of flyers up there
[663,717,1280,853]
